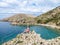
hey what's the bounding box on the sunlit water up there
[0,22,60,44]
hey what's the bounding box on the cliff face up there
[36,6,60,26]
[3,14,36,25]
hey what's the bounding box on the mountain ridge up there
[2,14,36,25]
[36,6,60,26]
[2,6,60,26]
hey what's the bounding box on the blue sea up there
[0,22,60,44]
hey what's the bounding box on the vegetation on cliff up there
[2,14,36,25]
[36,6,60,26]
[2,6,60,26]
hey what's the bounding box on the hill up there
[2,14,36,25]
[36,6,60,26]
[2,6,60,26]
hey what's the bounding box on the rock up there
[2,31,60,45]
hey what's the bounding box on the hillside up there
[3,14,36,25]
[2,6,60,26]
[36,6,60,26]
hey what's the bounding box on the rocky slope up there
[3,31,60,45]
[36,6,60,26]
[2,14,36,25]
[2,6,60,26]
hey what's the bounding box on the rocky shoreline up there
[36,24,60,30]
[2,31,60,45]
[11,22,60,30]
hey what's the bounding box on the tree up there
[37,20,41,23]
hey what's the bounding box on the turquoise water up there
[0,22,60,44]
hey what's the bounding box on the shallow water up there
[0,22,60,44]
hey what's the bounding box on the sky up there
[0,0,60,19]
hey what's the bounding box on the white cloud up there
[2,0,45,7]
[0,0,45,13]
[0,2,9,7]
[40,6,54,13]
[3,0,18,3]
[0,6,53,14]
[50,0,60,3]
[0,0,59,15]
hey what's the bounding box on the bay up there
[0,22,60,44]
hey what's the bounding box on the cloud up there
[0,2,9,7]
[3,0,18,3]
[0,0,45,13]
[49,0,60,3]
[41,6,55,13]
[0,0,60,15]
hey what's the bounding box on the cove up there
[0,22,60,44]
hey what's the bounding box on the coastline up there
[11,23,60,30]
[6,21,60,30]
[1,21,60,30]
[37,24,60,30]
[2,31,60,45]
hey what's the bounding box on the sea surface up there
[0,22,60,44]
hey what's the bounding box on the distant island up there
[1,6,60,29]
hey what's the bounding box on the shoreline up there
[3,31,60,45]
[10,21,60,30]
[38,24,60,30]
[0,21,60,30]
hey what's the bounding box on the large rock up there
[2,31,60,45]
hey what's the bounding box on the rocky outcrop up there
[3,31,60,45]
